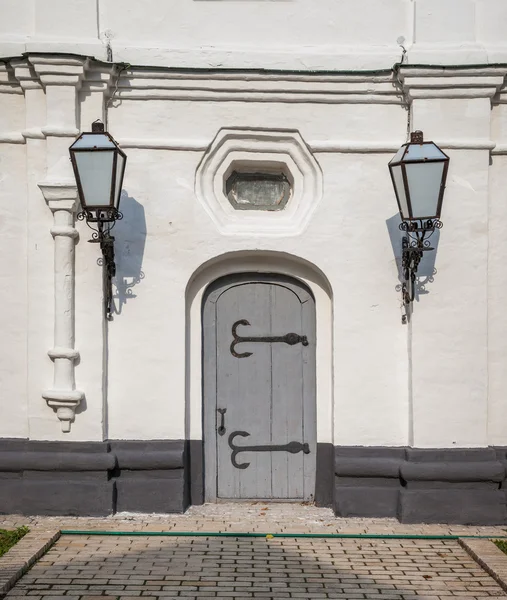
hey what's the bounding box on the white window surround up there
[195,128,323,236]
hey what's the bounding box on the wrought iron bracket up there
[78,212,123,320]
[399,218,442,308]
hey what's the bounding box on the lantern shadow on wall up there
[111,190,147,315]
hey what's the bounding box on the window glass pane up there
[226,172,291,211]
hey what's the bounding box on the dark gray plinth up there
[187,439,204,506]
[315,443,334,507]
[334,447,405,518]
[399,489,507,525]
[0,441,114,516]
[3,439,507,523]
[110,440,187,514]
[0,439,188,516]
[400,448,506,524]
[334,446,507,524]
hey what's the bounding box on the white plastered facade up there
[1,0,507,450]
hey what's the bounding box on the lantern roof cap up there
[70,132,116,150]
[389,130,448,165]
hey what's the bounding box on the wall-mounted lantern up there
[69,121,127,319]
[388,130,449,307]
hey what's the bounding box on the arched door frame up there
[185,251,334,507]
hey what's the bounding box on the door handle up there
[217,408,227,436]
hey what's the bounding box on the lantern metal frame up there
[69,121,127,320]
[388,131,450,311]
[388,130,450,222]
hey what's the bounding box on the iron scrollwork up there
[78,209,123,320]
[228,431,310,469]
[399,219,442,307]
[230,319,309,358]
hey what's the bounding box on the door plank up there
[216,283,272,498]
[271,284,306,498]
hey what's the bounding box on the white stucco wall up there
[2,0,507,69]
[1,0,507,448]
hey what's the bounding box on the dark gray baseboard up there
[335,446,507,524]
[2,439,507,524]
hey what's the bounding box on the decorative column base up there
[42,390,84,432]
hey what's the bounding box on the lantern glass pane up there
[113,154,126,210]
[404,142,447,162]
[71,133,116,150]
[389,145,407,165]
[391,165,410,220]
[74,150,114,207]
[405,161,445,219]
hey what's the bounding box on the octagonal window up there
[226,171,291,211]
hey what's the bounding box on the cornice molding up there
[398,66,507,100]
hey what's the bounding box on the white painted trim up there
[186,251,334,446]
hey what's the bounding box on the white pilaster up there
[0,62,28,437]
[31,56,88,433]
[38,184,84,432]
[400,67,507,448]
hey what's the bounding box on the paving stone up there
[3,504,507,599]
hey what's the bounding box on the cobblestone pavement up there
[5,534,507,600]
[2,503,507,536]
[3,504,507,600]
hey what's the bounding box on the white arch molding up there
[185,251,334,465]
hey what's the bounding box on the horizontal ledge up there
[23,128,45,140]
[0,132,25,144]
[313,140,495,152]
[492,144,507,155]
[118,138,209,151]
[0,451,115,472]
[408,89,499,99]
[117,79,397,94]
[118,138,497,153]
[116,90,402,104]
[41,126,79,137]
[0,85,23,95]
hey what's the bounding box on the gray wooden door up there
[203,274,316,501]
